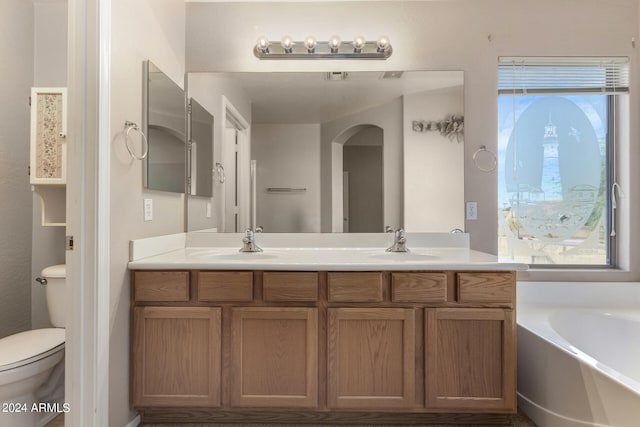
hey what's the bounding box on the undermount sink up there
[368,252,438,261]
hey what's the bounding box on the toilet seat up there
[0,329,65,372]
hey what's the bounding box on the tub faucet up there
[239,228,263,253]
[386,228,410,253]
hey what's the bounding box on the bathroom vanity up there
[128,233,526,424]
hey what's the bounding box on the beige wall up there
[109,0,185,425]
[0,0,34,338]
[185,0,639,281]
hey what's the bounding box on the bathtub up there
[517,281,640,427]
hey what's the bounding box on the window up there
[497,57,629,267]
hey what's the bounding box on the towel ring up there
[215,162,225,184]
[473,145,497,172]
[124,121,148,160]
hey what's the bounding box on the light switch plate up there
[466,202,478,220]
[143,198,153,221]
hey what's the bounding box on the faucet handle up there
[385,225,394,233]
[243,228,254,241]
[255,226,263,233]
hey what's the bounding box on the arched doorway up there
[331,124,384,232]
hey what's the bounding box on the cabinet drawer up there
[391,272,447,302]
[198,271,253,302]
[263,272,318,302]
[328,272,384,302]
[134,271,189,302]
[457,272,515,304]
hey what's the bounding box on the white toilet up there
[0,264,66,427]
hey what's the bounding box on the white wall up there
[109,0,185,424]
[184,0,639,281]
[0,0,34,338]
[252,124,321,232]
[31,0,68,330]
[404,86,465,232]
[320,98,403,232]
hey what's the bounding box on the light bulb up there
[352,35,366,52]
[280,35,294,53]
[376,35,390,52]
[303,35,317,52]
[328,35,341,53]
[256,36,270,53]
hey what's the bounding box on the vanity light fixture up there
[376,35,391,53]
[352,35,366,53]
[253,35,392,60]
[280,35,294,53]
[328,35,341,53]
[303,35,317,53]
[256,36,270,53]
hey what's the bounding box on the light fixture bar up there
[254,39,392,60]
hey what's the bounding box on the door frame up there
[67,0,110,425]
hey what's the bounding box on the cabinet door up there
[425,308,516,412]
[30,87,67,185]
[327,308,415,409]
[230,307,318,408]
[132,306,221,407]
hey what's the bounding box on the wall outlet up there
[466,202,478,220]
[206,202,212,218]
[143,198,153,221]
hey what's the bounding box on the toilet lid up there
[0,328,65,372]
[41,264,66,279]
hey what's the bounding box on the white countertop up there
[128,232,528,271]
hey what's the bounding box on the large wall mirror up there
[185,70,464,233]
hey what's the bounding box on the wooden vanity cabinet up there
[422,271,516,412]
[131,269,516,422]
[132,306,222,407]
[425,308,516,411]
[327,307,416,409]
[230,307,318,408]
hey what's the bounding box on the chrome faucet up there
[239,228,263,252]
[386,228,410,253]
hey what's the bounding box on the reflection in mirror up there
[143,60,185,193]
[186,71,464,233]
[342,125,384,233]
[188,98,214,197]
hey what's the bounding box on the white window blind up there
[498,57,629,95]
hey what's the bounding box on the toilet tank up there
[42,264,66,328]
